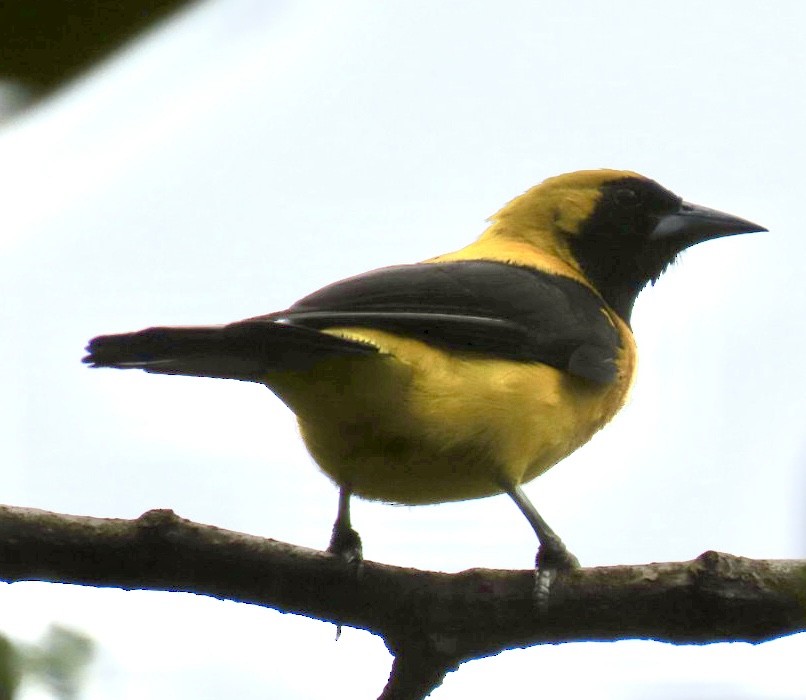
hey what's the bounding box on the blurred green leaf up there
[0,634,21,700]
[23,625,95,700]
[0,0,199,96]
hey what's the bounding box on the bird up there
[83,169,764,603]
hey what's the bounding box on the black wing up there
[262,260,621,384]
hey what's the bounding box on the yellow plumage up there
[271,320,635,505]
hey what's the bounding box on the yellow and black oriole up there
[84,170,764,596]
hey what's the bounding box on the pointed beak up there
[650,201,767,246]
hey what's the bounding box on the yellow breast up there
[264,320,636,506]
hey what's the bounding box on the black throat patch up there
[569,177,682,323]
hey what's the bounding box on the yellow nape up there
[482,169,645,265]
[430,169,644,286]
[493,169,644,232]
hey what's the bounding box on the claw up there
[533,538,580,611]
[328,520,364,576]
[502,482,580,611]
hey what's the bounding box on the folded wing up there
[84,260,620,384]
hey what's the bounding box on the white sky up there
[0,1,803,698]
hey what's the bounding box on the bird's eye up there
[614,187,641,208]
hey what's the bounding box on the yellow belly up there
[264,326,635,505]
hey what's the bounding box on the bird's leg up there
[327,486,363,570]
[504,482,579,611]
[327,487,364,640]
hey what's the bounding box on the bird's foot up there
[327,522,364,640]
[327,521,364,576]
[533,536,579,613]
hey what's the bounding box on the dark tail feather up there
[82,320,378,381]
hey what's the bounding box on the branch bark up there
[0,505,803,699]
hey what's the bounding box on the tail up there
[83,320,378,382]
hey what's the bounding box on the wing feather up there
[266,261,620,383]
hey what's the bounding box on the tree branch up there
[0,505,803,699]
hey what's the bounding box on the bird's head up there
[488,169,766,321]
